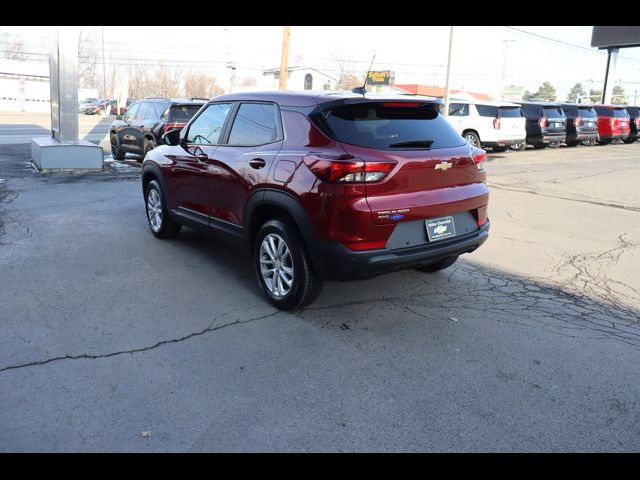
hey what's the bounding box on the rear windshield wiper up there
[389,140,434,148]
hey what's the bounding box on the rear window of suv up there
[317,102,465,150]
[169,104,204,122]
[476,105,498,117]
[498,106,523,118]
[613,109,628,118]
[543,106,565,117]
[577,107,597,118]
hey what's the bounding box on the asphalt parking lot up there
[1,140,639,452]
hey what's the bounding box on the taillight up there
[303,155,396,183]
[574,117,582,127]
[610,118,615,127]
[493,118,501,130]
[635,118,640,126]
[471,149,487,173]
[164,122,186,134]
[538,117,547,128]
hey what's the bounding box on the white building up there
[261,66,336,91]
[0,59,50,112]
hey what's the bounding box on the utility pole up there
[279,26,291,90]
[443,26,455,117]
[498,39,515,101]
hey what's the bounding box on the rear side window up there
[227,103,279,146]
[498,106,523,118]
[476,105,498,117]
[449,103,469,116]
[577,107,597,118]
[318,102,465,150]
[613,109,628,118]
[543,106,564,117]
[169,104,204,122]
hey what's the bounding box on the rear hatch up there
[165,103,205,132]
[497,105,525,134]
[612,108,630,133]
[316,100,488,225]
[542,106,566,134]
[576,106,598,133]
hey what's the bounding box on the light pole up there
[443,26,455,118]
[498,39,515,101]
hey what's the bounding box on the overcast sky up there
[4,25,640,101]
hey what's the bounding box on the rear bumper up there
[309,222,490,281]
[542,134,566,143]
[599,133,628,141]
[483,138,525,148]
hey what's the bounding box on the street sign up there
[367,70,395,86]
[591,26,640,49]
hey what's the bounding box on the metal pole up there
[101,26,106,98]
[601,47,619,104]
[498,39,514,101]
[443,26,455,117]
[279,26,291,90]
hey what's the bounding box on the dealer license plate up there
[425,216,456,242]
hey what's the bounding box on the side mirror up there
[163,128,181,146]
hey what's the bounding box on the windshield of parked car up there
[318,101,465,150]
[498,106,523,118]
[169,104,204,122]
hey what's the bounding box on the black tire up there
[510,142,527,151]
[597,139,611,145]
[254,219,323,310]
[415,256,459,273]
[110,133,126,160]
[463,131,481,148]
[566,141,578,147]
[143,137,157,157]
[533,143,546,149]
[144,180,181,239]
[581,138,597,146]
[492,145,508,153]
[622,137,636,144]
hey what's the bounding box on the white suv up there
[446,100,527,152]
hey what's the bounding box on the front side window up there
[135,103,150,121]
[185,103,232,144]
[227,103,279,146]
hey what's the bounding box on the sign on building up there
[367,70,395,86]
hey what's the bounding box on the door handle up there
[249,158,266,169]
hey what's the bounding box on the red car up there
[594,105,630,145]
[141,92,490,309]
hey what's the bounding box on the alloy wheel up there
[146,188,162,232]
[259,233,294,297]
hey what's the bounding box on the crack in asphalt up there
[488,182,640,213]
[0,310,281,374]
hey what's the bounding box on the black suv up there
[623,106,639,144]
[109,98,206,160]
[517,102,567,149]
[560,103,599,147]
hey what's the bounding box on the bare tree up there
[78,28,99,89]
[0,31,27,61]
[332,51,364,91]
[153,63,182,98]
[127,61,152,100]
[183,71,224,98]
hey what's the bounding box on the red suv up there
[594,105,630,145]
[141,92,490,310]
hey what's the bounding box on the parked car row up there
[109,97,207,160]
[446,99,639,151]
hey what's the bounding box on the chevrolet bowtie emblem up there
[434,161,452,171]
